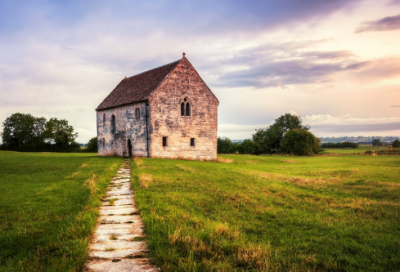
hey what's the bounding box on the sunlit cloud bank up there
[356,14,400,33]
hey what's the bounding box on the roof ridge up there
[126,59,181,79]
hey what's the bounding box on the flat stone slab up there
[86,259,158,272]
[100,206,137,216]
[107,188,133,196]
[116,175,130,179]
[90,248,142,258]
[95,233,139,242]
[100,215,138,224]
[111,179,130,184]
[113,198,134,206]
[103,195,132,201]
[91,240,146,251]
[109,183,130,189]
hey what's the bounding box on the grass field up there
[322,145,388,154]
[132,154,400,271]
[0,151,122,271]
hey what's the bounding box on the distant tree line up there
[321,142,359,148]
[218,113,321,156]
[0,113,80,152]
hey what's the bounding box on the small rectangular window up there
[135,108,140,120]
[190,138,195,147]
[162,137,167,147]
[103,138,105,147]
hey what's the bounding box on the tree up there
[372,138,382,146]
[44,118,78,148]
[238,139,258,154]
[274,113,310,132]
[1,113,46,148]
[87,137,98,152]
[252,113,309,154]
[280,129,320,156]
[217,137,239,154]
[392,139,400,148]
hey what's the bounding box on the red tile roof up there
[96,59,181,110]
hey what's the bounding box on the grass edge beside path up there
[0,152,123,271]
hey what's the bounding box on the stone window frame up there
[111,114,116,134]
[135,107,140,120]
[179,97,192,117]
[162,136,168,147]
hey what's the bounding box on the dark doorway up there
[128,139,132,157]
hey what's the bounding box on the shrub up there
[237,139,258,155]
[87,137,98,152]
[321,141,359,148]
[280,129,320,156]
[217,137,239,154]
[392,140,400,148]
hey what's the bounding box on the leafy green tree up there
[372,139,382,146]
[252,128,270,154]
[392,139,400,148]
[274,113,310,132]
[217,137,239,154]
[1,113,46,148]
[280,129,320,156]
[87,137,98,152]
[237,139,258,154]
[252,113,309,154]
[44,118,78,148]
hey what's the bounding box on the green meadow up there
[0,151,122,271]
[1,151,400,271]
[132,154,400,271]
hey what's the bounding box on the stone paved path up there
[86,159,159,272]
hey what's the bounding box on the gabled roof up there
[96,59,181,111]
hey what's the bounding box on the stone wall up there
[148,58,219,160]
[96,102,148,157]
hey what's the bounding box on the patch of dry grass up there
[109,234,118,240]
[279,159,299,163]
[139,173,153,189]
[217,158,233,163]
[176,164,195,172]
[84,174,98,195]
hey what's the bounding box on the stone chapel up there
[95,53,219,160]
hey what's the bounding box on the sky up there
[0,0,399,143]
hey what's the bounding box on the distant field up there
[133,154,400,271]
[0,151,122,271]
[323,145,388,154]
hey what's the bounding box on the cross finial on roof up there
[182,52,186,58]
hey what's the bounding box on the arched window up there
[111,115,116,134]
[180,98,191,117]
[181,102,185,116]
[186,102,190,116]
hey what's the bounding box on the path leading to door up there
[86,159,158,272]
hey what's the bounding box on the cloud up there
[391,105,400,107]
[356,14,400,33]
[213,41,371,88]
